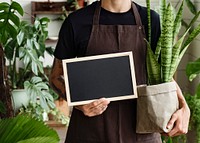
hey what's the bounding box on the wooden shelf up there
[31,1,72,23]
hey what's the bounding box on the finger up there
[167,112,179,130]
[87,105,108,117]
[90,98,110,109]
[167,116,182,136]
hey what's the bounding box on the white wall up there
[2,0,200,92]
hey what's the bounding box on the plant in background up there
[0,0,24,118]
[185,58,200,143]
[5,18,52,89]
[55,0,80,21]
[0,1,60,120]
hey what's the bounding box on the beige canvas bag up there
[136,81,179,133]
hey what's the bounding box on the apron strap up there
[92,1,143,27]
[131,2,143,26]
[93,1,101,25]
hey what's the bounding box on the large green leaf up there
[168,28,190,80]
[0,1,24,44]
[146,39,161,85]
[0,115,59,143]
[186,58,200,81]
[10,1,24,16]
[24,76,56,111]
[161,3,174,82]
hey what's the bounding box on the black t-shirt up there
[54,1,160,59]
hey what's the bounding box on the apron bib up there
[66,2,162,143]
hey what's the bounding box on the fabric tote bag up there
[136,81,179,133]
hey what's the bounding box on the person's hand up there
[164,104,190,137]
[75,98,110,117]
[163,80,190,137]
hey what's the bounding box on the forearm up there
[49,58,67,100]
[175,81,189,109]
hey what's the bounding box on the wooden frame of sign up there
[62,51,137,106]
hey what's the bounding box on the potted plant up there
[0,1,58,120]
[136,0,200,134]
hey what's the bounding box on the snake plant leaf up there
[186,58,200,81]
[146,0,151,45]
[161,3,174,82]
[0,115,59,143]
[168,28,190,80]
[185,0,197,15]
[182,23,200,51]
[173,1,184,42]
[160,0,167,30]
[146,39,161,85]
[155,35,161,61]
[187,11,200,32]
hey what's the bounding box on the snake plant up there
[146,0,200,85]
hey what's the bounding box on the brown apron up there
[66,2,162,143]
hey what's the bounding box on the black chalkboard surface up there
[62,52,137,106]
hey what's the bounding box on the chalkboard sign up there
[62,52,137,106]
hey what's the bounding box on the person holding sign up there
[50,0,190,142]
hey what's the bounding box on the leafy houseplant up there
[0,1,58,119]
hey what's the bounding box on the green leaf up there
[196,84,200,99]
[161,3,174,82]
[4,39,17,60]
[17,137,59,143]
[160,0,167,30]
[0,101,6,114]
[187,11,200,32]
[146,0,151,45]
[0,2,9,11]
[0,115,59,143]
[182,23,200,51]
[186,58,200,81]
[9,12,20,27]
[146,39,161,85]
[10,1,24,16]
[17,30,25,46]
[31,76,43,84]
[173,1,184,41]
[185,0,197,15]
[169,28,190,80]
